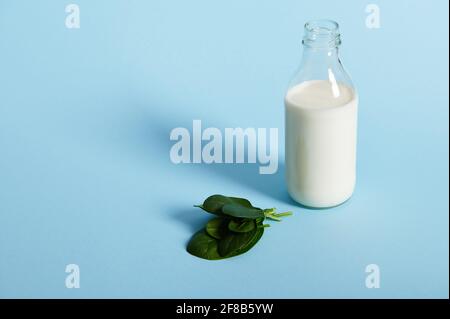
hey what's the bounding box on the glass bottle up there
[284,20,358,208]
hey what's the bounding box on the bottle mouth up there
[303,19,341,48]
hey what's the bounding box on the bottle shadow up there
[131,105,296,205]
[203,162,295,204]
[122,102,317,234]
[203,163,325,211]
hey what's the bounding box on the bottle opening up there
[303,19,341,48]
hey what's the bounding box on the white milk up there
[285,80,358,208]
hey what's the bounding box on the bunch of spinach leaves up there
[187,195,292,260]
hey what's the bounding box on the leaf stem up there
[263,210,281,221]
[273,211,293,218]
[263,209,293,221]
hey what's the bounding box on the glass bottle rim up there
[303,19,341,48]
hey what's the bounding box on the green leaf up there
[206,217,229,239]
[222,203,264,219]
[228,219,255,233]
[255,217,265,224]
[186,230,223,260]
[188,194,293,260]
[228,197,253,208]
[218,227,264,258]
[234,226,264,256]
[198,195,231,215]
[195,195,255,216]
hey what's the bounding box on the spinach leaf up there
[196,195,255,216]
[228,197,253,208]
[232,226,264,256]
[195,194,231,215]
[186,230,223,260]
[206,217,229,239]
[228,219,256,233]
[222,203,264,219]
[218,226,264,258]
[188,194,293,260]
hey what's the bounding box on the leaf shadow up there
[170,207,211,233]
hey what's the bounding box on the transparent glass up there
[284,20,358,208]
[288,20,354,90]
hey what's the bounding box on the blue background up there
[0,0,448,298]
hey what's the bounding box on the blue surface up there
[0,0,448,298]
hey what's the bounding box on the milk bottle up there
[285,20,358,208]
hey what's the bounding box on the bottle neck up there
[301,46,340,64]
[288,19,354,91]
[300,19,342,70]
[299,46,342,78]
